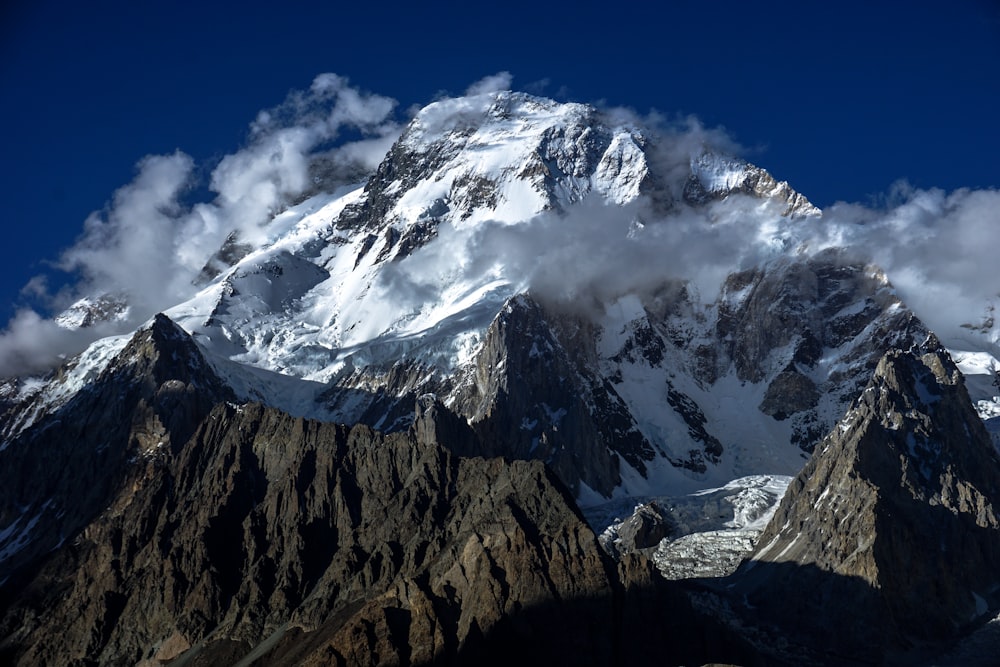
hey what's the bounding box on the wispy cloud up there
[0,309,121,377]
[811,185,1000,346]
[0,74,401,376]
[58,152,196,309]
[378,103,999,350]
[465,71,514,96]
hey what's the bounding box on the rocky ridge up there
[719,337,1000,663]
[0,315,232,587]
[0,318,755,666]
[6,90,917,502]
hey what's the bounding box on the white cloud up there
[379,165,999,353]
[378,189,784,322]
[58,152,196,307]
[0,309,123,377]
[813,186,1000,347]
[465,71,514,97]
[207,73,400,251]
[0,73,403,377]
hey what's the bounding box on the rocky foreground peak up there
[0,396,752,666]
[726,337,1000,663]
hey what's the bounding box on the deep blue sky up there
[2,0,999,327]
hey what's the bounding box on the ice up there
[3,89,967,522]
[588,475,791,580]
[150,94,660,405]
[950,349,1000,429]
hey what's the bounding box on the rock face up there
[436,250,927,496]
[450,295,654,496]
[136,89,850,499]
[1,404,601,665]
[5,88,1000,666]
[0,319,756,666]
[333,92,651,251]
[0,314,233,587]
[714,252,927,452]
[727,337,1000,663]
[599,502,675,558]
[685,152,821,218]
[53,293,130,329]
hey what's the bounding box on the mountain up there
[2,88,1000,665]
[7,92,944,497]
[0,315,232,588]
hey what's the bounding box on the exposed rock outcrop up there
[451,295,656,497]
[599,501,675,558]
[685,152,821,218]
[0,314,233,587]
[716,252,928,451]
[725,337,1000,663]
[0,397,755,667]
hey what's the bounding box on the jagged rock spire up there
[730,336,1000,662]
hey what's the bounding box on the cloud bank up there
[465,71,514,96]
[813,186,1000,346]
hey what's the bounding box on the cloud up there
[811,186,1000,347]
[378,189,784,323]
[0,73,402,377]
[58,152,196,308]
[522,78,551,96]
[465,71,514,96]
[374,111,769,321]
[0,309,125,377]
[378,135,999,352]
[207,73,399,250]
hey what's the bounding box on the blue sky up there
[1,0,999,332]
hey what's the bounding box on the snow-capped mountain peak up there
[4,87,995,505]
[686,151,821,218]
[5,82,1000,667]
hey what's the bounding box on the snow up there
[592,132,648,205]
[150,93,659,414]
[6,89,968,522]
[8,91,1000,638]
[539,403,567,427]
[953,350,1000,378]
[169,185,510,390]
[691,153,753,193]
[576,481,608,510]
[1,334,131,446]
[951,349,1000,424]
